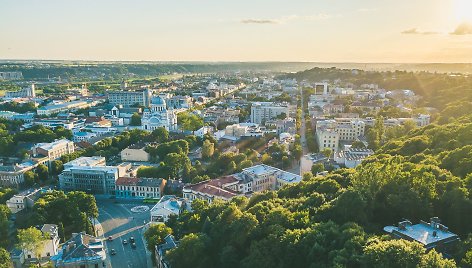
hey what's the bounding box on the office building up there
[107,88,152,107]
[250,102,290,124]
[33,139,75,161]
[115,177,165,199]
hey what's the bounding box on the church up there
[141,95,178,132]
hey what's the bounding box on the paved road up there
[96,199,153,268]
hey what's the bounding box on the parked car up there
[110,249,116,255]
[131,242,137,249]
[108,236,113,241]
[123,239,128,245]
[129,237,135,243]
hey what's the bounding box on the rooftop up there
[242,164,302,183]
[184,176,241,199]
[384,218,460,249]
[116,177,163,187]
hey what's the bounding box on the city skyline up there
[1,0,472,63]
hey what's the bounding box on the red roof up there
[116,177,141,186]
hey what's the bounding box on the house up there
[384,217,460,253]
[50,232,106,268]
[115,177,166,199]
[155,235,178,268]
[150,195,187,223]
[6,188,43,213]
[121,143,150,162]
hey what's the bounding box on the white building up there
[150,195,187,223]
[37,101,95,116]
[141,96,178,132]
[334,146,374,168]
[5,84,35,98]
[6,188,43,213]
[250,102,290,124]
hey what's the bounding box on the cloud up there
[356,8,377,12]
[240,13,337,25]
[240,19,279,24]
[401,28,439,35]
[450,22,472,35]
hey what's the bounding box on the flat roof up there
[384,221,459,248]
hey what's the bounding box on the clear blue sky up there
[1,0,471,62]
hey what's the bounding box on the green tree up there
[17,227,46,260]
[202,139,215,159]
[130,112,142,126]
[150,127,169,143]
[36,164,49,182]
[144,224,173,252]
[178,112,203,133]
[0,205,10,247]
[311,163,324,174]
[50,160,64,175]
[167,233,211,268]
[0,248,10,268]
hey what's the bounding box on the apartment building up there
[150,195,187,223]
[250,102,290,124]
[315,118,366,152]
[59,166,119,195]
[0,161,36,187]
[107,88,152,107]
[6,188,43,213]
[5,84,36,98]
[115,177,165,199]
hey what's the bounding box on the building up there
[155,235,178,268]
[222,123,264,140]
[72,131,97,142]
[5,84,35,98]
[384,217,460,252]
[0,71,23,80]
[166,95,193,109]
[250,102,290,124]
[265,118,296,135]
[315,118,366,152]
[150,195,187,223]
[50,232,106,268]
[141,95,178,132]
[115,177,166,199]
[33,139,75,161]
[6,188,43,213]
[59,166,119,195]
[334,146,374,168]
[316,127,339,152]
[121,143,150,162]
[0,161,36,187]
[183,164,301,203]
[107,88,152,107]
[37,101,95,116]
[314,82,329,95]
[183,176,242,203]
[63,156,106,169]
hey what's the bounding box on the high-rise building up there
[107,88,152,107]
[250,102,290,124]
[5,84,35,98]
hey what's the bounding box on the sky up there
[1,0,472,63]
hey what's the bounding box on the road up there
[300,87,309,155]
[96,199,153,268]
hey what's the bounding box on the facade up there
[316,128,339,152]
[5,84,35,98]
[33,139,75,161]
[315,118,366,152]
[121,144,150,162]
[223,123,264,140]
[37,101,94,116]
[250,102,290,124]
[0,162,36,187]
[183,164,301,203]
[0,71,23,80]
[50,232,106,268]
[150,195,186,223]
[334,146,374,168]
[59,166,119,195]
[107,88,152,107]
[384,217,460,251]
[6,188,43,213]
[115,177,165,199]
[166,95,193,109]
[141,96,178,132]
[63,156,106,169]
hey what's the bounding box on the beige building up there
[33,139,75,161]
[6,188,43,213]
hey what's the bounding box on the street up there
[96,198,153,268]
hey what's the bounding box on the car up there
[123,239,128,245]
[110,249,116,255]
[129,237,135,243]
[107,236,113,241]
[131,242,136,249]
